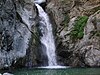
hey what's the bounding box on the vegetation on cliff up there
[70,16,88,41]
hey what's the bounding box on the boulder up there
[3,73,13,75]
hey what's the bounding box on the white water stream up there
[35,4,57,66]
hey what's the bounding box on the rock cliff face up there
[0,0,39,69]
[46,0,100,67]
[0,0,100,69]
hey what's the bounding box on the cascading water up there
[34,0,46,4]
[35,4,57,66]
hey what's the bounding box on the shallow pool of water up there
[13,68,100,75]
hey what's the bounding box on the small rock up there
[3,73,13,75]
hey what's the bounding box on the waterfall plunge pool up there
[1,67,100,75]
[11,68,100,75]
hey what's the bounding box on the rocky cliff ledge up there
[46,0,100,67]
[0,0,39,69]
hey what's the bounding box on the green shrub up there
[70,16,88,41]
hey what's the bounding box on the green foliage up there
[70,16,88,41]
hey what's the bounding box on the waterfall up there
[35,4,57,66]
[34,0,46,4]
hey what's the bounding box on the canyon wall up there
[0,0,100,69]
[0,0,39,69]
[46,0,100,67]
